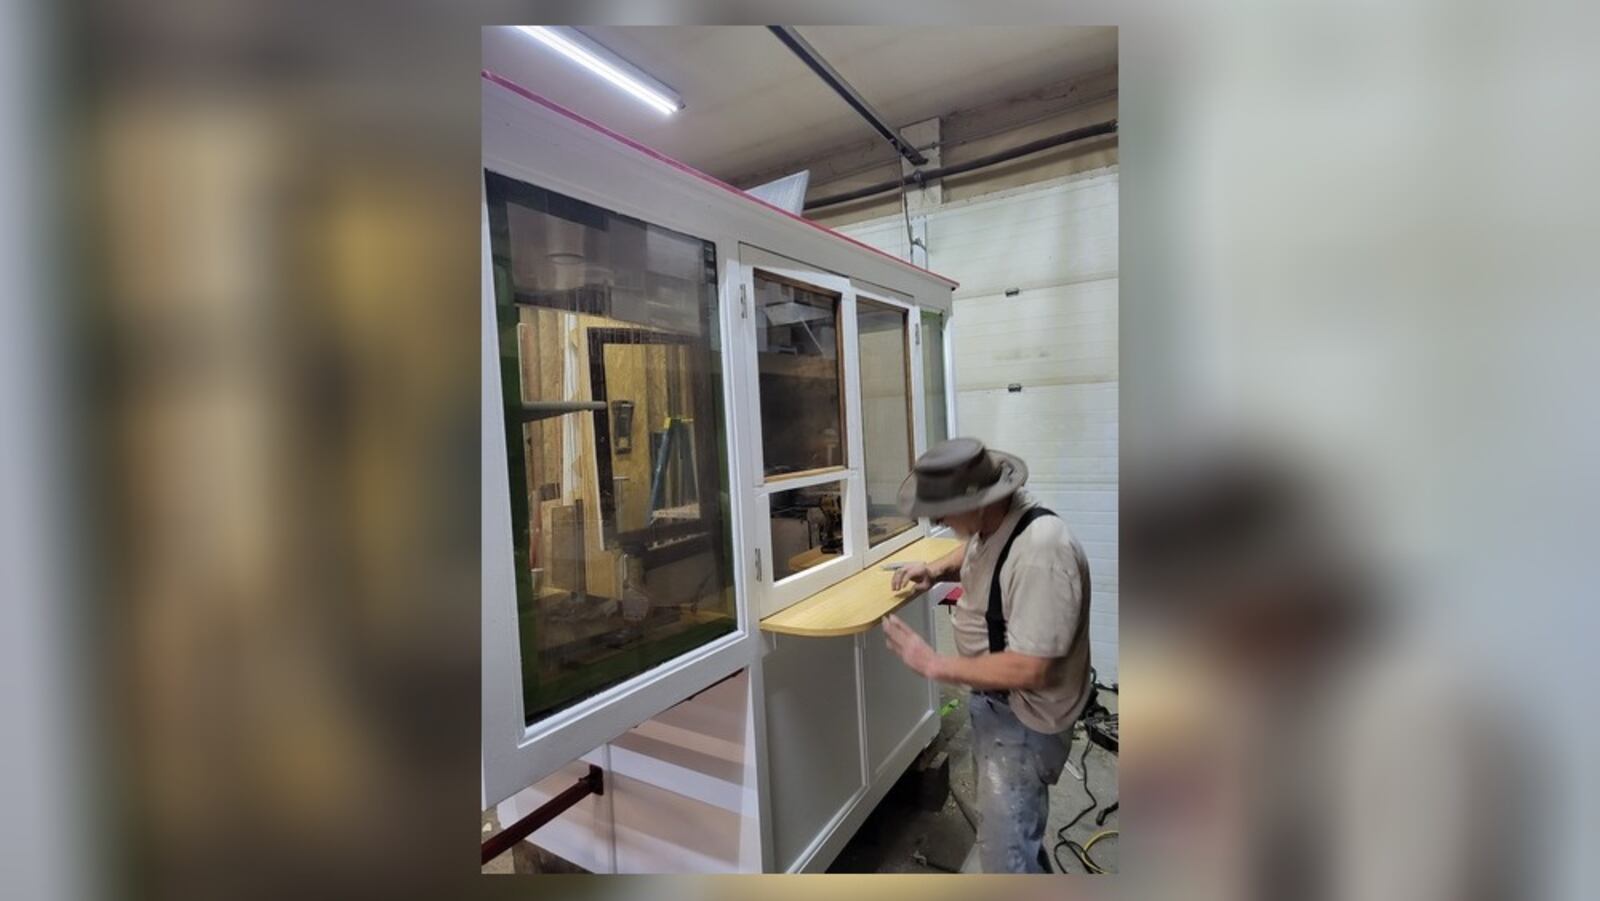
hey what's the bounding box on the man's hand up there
[882,613,943,680]
[890,561,936,593]
[884,613,1058,690]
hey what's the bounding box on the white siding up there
[838,169,1120,683]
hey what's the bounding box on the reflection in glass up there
[753,273,844,478]
[858,299,915,545]
[768,482,846,581]
[486,170,735,726]
[922,310,949,449]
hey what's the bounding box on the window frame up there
[850,281,927,567]
[744,255,854,488]
[918,308,952,452]
[481,167,757,808]
[737,246,934,618]
[735,246,863,615]
[921,307,960,540]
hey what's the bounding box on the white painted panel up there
[860,596,937,780]
[637,684,746,759]
[607,734,746,814]
[611,773,746,873]
[791,707,938,872]
[760,633,865,870]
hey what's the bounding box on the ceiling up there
[481,26,1117,183]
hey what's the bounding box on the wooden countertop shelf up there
[759,536,963,637]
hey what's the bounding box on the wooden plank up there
[584,544,622,600]
[545,502,585,593]
[517,319,538,403]
[784,546,838,574]
[763,464,848,486]
[759,536,962,637]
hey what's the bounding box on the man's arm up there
[881,613,1057,691]
[929,648,1056,691]
[928,542,966,583]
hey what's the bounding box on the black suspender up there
[985,506,1058,654]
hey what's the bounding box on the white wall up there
[837,168,1120,683]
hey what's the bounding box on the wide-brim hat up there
[897,437,1028,518]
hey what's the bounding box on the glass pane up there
[753,273,844,478]
[858,299,916,545]
[922,310,949,448]
[486,170,735,727]
[769,482,845,581]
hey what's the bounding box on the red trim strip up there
[481,69,960,290]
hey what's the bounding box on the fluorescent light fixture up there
[515,26,683,115]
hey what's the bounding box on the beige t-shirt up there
[951,490,1093,734]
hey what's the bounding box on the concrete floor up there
[825,690,1119,874]
[827,604,1118,874]
[483,604,1119,875]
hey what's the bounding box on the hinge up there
[914,322,921,346]
[754,548,763,582]
[739,283,749,319]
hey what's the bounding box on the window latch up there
[754,548,763,582]
[740,283,749,319]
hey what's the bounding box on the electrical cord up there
[1051,674,1120,873]
[1051,727,1099,872]
[898,175,927,263]
[1063,729,1098,830]
[1068,729,1094,825]
[1061,829,1118,874]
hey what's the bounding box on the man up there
[880,437,1093,874]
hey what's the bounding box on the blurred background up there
[2,1,1597,900]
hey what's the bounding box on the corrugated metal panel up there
[952,280,1118,391]
[928,172,1117,299]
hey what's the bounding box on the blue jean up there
[969,691,1072,873]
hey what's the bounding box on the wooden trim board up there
[759,536,962,637]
